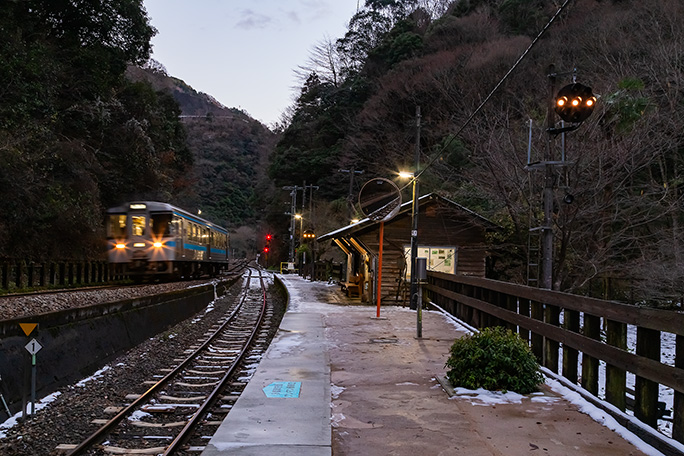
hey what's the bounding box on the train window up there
[170,216,181,236]
[192,224,198,242]
[106,214,127,238]
[151,213,172,237]
[132,215,146,236]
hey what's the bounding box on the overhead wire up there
[401,0,575,191]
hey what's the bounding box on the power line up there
[402,0,575,191]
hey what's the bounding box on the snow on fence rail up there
[426,271,684,456]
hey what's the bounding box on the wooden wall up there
[354,200,489,304]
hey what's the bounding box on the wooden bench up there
[340,281,361,298]
[340,275,363,298]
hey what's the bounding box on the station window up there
[404,246,457,278]
[106,214,127,238]
[131,215,146,236]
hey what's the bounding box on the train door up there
[173,216,183,259]
[129,210,148,271]
[202,227,211,261]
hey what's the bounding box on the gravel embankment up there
[0,280,220,321]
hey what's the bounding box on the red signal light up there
[266,234,272,240]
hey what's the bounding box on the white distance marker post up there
[24,338,42,417]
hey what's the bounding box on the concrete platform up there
[200,309,331,455]
[202,275,655,456]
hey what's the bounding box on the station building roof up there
[317,192,499,243]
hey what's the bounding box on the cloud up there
[300,0,335,22]
[235,9,273,30]
[285,10,301,24]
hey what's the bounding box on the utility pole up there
[410,106,421,310]
[542,65,556,291]
[283,185,304,262]
[339,168,364,220]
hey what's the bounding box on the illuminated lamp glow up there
[571,98,581,107]
[115,243,126,249]
[133,242,145,248]
[129,203,146,210]
[153,242,163,248]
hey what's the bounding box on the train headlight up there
[153,242,163,248]
[115,243,126,249]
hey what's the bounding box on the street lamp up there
[295,214,303,238]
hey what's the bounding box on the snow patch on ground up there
[75,365,111,387]
[0,392,62,439]
[448,387,525,405]
[128,410,152,421]
[331,384,345,399]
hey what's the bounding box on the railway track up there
[57,267,272,455]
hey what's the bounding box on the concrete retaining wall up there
[0,279,237,421]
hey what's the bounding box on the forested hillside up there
[0,0,275,261]
[0,0,189,259]
[126,65,277,232]
[270,0,684,304]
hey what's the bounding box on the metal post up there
[290,190,297,262]
[30,353,36,417]
[0,374,11,418]
[416,257,427,338]
[410,106,421,309]
[542,66,556,290]
[376,221,385,318]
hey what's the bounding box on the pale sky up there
[143,0,360,127]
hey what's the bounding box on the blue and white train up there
[106,201,229,279]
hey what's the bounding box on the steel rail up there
[162,268,268,454]
[66,268,258,456]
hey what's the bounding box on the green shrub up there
[445,326,543,394]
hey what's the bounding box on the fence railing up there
[425,271,684,454]
[0,260,113,292]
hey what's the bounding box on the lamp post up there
[409,106,421,310]
[399,170,419,309]
[295,214,303,272]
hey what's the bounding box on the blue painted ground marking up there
[263,381,301,398]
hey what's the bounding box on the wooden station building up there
[317,193,499,305]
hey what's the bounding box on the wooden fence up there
[0,260,114,292]
[425,271,684,454]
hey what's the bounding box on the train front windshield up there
[107,214,127,238]
[151,213,172,237]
